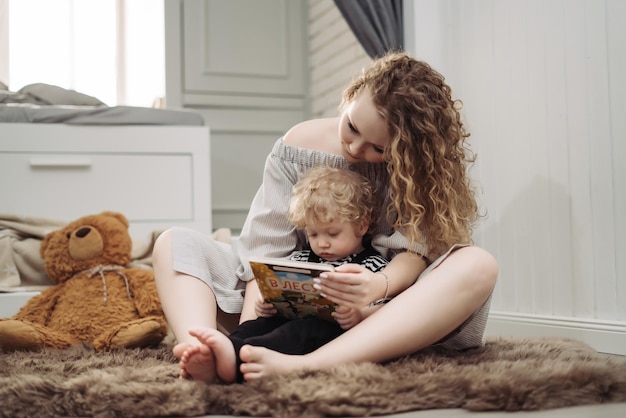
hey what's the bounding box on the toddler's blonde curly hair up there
[288,166,377,234]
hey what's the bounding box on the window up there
[0,0,164,107]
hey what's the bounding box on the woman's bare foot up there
[180,342,217,382]
[188,327,237,383]
[239,345,311,381]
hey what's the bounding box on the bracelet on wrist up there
[368,271,392,307]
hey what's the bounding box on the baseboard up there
[486,311,626,356]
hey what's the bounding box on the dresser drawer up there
[1,124,211,237]
[1,152,193,229]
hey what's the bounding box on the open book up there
[249,256,338,321]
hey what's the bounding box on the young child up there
[180,166,389,383]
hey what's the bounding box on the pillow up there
[17,83,106,106]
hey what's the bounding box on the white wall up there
[407,0,626,354]
[0,0,8,84]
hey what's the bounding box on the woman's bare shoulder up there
[283,117,340,151]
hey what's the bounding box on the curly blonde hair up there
[288,166,377,234]
[342,52,478,257]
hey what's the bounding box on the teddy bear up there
[0,211,168,351]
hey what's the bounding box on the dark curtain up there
[334,0,404,59]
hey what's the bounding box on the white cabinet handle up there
[29,158,93,168]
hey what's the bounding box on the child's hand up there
[254,295,277,318]
[332,306,362,330]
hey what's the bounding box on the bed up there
[0,83,212,317]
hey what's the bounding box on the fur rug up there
[1,336,625,418]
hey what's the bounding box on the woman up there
[152,52,498,382]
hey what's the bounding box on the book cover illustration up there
[249,257,337,321]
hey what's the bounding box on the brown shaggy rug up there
[1,336,625,418]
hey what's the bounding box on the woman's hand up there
[314,264,381,309]
[332,306,362,330]
[254,295,277,318]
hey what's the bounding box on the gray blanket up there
[0,104,205,125]
[0,82,204,125]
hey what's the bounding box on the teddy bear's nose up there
[75,227,92,238]
[69,226,104,260]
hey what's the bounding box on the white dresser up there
[0,123,212,238]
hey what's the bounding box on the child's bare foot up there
[180,342,217,382]
[188,327,238,383]
[173,342,192,360]
[172,341,200,379]
[239,345,311,381]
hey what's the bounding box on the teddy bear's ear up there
[100,211,129,229]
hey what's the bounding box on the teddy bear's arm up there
[127,269,165,317]
[13,285,64,324]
